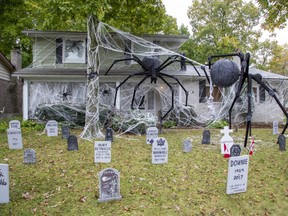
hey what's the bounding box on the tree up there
[185,0,261,63]
[23,0,170,35]
[257,0,288,31]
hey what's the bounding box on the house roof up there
[13,64,288,81]
[22,30,189,44]
[0,52,15,72]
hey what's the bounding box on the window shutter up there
[56,38,63,64]
[199,80,206,103]
[259,85,265,103]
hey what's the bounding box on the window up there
[55,38,86,64]
[259,85,265,103]
[199,80,206,103]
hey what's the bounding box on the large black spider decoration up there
[207,52,288,148]
[104,52,206,119]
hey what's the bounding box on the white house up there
[12,29,288,128]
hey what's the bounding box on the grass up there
[0,127,287,215]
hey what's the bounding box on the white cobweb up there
[26,16,288,140]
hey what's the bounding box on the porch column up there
[22,80,29,120]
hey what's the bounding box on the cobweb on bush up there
[26,16,288,140]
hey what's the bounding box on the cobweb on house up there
[26,17,288,139]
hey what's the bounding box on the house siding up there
[0,63,11,81]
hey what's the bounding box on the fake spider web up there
[25,16,288,140]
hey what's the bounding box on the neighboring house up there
[0,50,22,116]
[13,30,288,126]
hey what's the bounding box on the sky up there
[162,0,288,45]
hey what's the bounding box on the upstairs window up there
[56,38,86,64]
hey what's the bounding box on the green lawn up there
[0,128,287,215]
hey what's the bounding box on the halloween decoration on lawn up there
[207,52,288,147]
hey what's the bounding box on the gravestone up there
[277,134,286,151]
[0,164,9,203]
[98,168,122,202]
[146,126,158,144]
[220,126,234,157]
[95,141,111,163]
[67,135,78,151]
[202,130,211,144]
[7,128,23,149]
[105,128,113,142]
[46,120,58,137]
[9,120,21,129]
[273,121,278,135]
[61,125,70,139]
[183,139,192,152]
[23,149,36,164]
[152,137,168,164]
[226,155,249,194]
[230,144,242,157]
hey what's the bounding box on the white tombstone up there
[273,121,278,135]
[9,120,21,129]
[226,155,249,194]
[94,141,111,163]
[0,164,9,203]
[146,126,158,144]
[46,120,58,137]
[7,128,23,149]
[220,126,234,156]
[152,137,168,164]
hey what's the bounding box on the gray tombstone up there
[7,128,23,149]
[202,130,210,144]
[105,128,113,142]
[23,149,36,164]
[9,120,21,129]
[46,120,58,137]
[61,125,70,139]
[277,134,286,151]
[67,135,78,151]
[183,139,192,152]
[230,144,242,157]
[98,168,122,202]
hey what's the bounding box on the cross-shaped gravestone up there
[7,128,23,149]
[98,168,122,202]
[67,135,78,151]
[105,128,113,142]
[220,126,233,157]
[183,139,192,152]
[9,120,21,129]
[61,125,70,139]
[23,149,36,164]
[278,134,286,151]
[202,130,211,144]
[0,164,9,203]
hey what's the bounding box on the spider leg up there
[113,72,147,106]
[228,74,247,129]
[252,73,288,138]
[243,74,253,148]
[131,75,150,109]
[105,58,135,75]
[158,75,174,120]
[158,59,201,76]
[159,73,189,106]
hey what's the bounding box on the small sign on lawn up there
[226,155,249,195]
